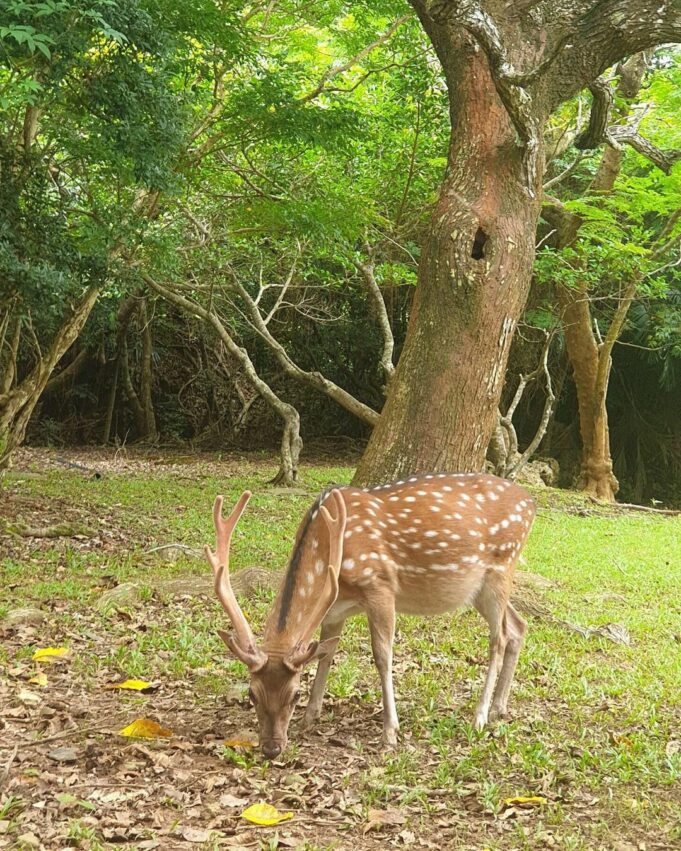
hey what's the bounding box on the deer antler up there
[204,493,266,670]
[285,489,347,669]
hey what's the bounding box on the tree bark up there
[543,53,652,500]
[0,286,100,470]
[546,145,623,501]
[138,298,158,441]
[0,315,21,397]
[556,280,619,499]
[43,347,89,396]
[354,41,542,484]
[353,0,681,486]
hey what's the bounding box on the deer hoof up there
[474,712,488,731]
[382,729,399,748]
[488,706,509,724]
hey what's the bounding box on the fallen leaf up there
[29,672,48,687]
[241,802,294,826]
[181,827,212,843]
[219,793,249,808]
[224,738,258,749]
[503,796,547,809]
[118,718,172,739]
[18,688,42,705]
[55,793,95,811]
[48,747,78,763]
[364,807,407,833]
[32,647,69,663]
[610,732,634,749]
[665,740,680,758]
[105,679,158,693]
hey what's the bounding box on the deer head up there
[204,489,346,759]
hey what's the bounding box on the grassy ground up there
[1,447,680,851]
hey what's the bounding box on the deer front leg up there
[367,600,399,746]
[303,616,346,728]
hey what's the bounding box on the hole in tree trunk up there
[471,226,488,260]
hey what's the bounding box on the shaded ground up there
[1,448,680,850]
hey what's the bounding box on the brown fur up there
[208,473,535,755]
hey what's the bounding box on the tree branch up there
[228,275,380,427]
[143,274,303,484]
[608,124,681,174]
[429,0,557,196]
[574,77,614,150]
[353,251,395,389]
[299,15,410,103]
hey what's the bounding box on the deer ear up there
[218,630,267,672]
[313,636,340,661]
[283,637,339,671]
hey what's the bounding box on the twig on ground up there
[0,744,19,789]
[591,497,680,516]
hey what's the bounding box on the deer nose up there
[262,742,282,759]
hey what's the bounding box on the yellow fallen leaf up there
[118,718,172,738]
[29,672,48,687]
[105,679,156,692]
[241,802,293,826]
[32,647,69,663]
[224,738,258,749]
[503,796,547,809]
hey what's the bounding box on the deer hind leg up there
[472,583,508,730]
[489,602,526,722]
[367,598,399,746]
[303,616,346,728]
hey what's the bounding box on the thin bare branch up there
[299,15,410,103]
[354,249,395,388]
[227,273,380,426]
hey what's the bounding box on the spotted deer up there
[204,473,536,758]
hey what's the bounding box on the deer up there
[204,473,536,759]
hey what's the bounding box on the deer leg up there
[367,600,399,746]
[489,603,526,722]
[472,585,508,730]
[303,616,346,727]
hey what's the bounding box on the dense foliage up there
[1,2,680,502]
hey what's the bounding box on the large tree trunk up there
[353,0,681,486]
[354,45,542,484]
[0,286,100,470]
[557,282,618,500]
[545,68,639,501]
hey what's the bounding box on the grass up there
[1,450,680,850]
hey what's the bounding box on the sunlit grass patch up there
[1,457,679,849]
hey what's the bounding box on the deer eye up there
[248,688,257,706]
[291,690,301,705]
